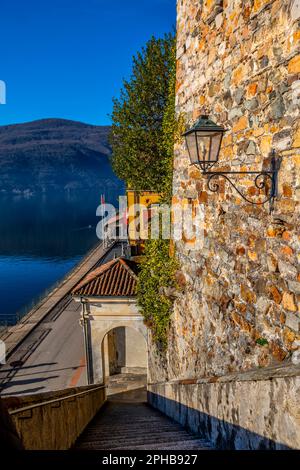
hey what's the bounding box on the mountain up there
[0,118,120,193]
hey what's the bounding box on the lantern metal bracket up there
[183,115,282,211]
[201,150,282,210]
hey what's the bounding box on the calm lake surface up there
[0,189,122,325]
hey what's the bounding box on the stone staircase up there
[106,372,147,396]
[74,390,212,450]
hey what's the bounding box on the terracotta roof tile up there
[72,258,139,297]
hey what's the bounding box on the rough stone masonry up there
[148,0,300,449]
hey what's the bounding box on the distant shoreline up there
[0,183,122,196]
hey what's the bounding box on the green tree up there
[137,47,180,349]
[110,33,175,192]
[159,45,176,198]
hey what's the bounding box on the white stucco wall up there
[125,327,147,369]
[81,297,147,383]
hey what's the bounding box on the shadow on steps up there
[73,389,212,450]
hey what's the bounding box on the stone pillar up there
[80,300,94,385]
[90,325,105,384]
[103,335,110,379]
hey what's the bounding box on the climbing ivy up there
[137,239,178,349]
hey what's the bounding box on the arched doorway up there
[102,326,147,379]
[101,326,147,396]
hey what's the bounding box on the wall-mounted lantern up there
[183,115,282,209]
[183,115,226,171]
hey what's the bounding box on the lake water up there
[0,188,122,325]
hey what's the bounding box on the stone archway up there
[85,298,147,384]
[72,256,147,385]
[101,325,147,381]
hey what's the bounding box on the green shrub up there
[137,239,178,349]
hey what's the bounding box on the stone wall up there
[107,327,125,375]
[148,364,300,449]
[149,0,300,384]
[3,384,106,450]
[125,327,148,370]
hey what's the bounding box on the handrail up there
[9,384,106,416]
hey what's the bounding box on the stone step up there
[121,367,147,375]
[108,382,145,387]
[108,381,146,388]
[83,425,183,436]
[109,378,146,384]
[114,440,212,450]
[80,431,196,446]
[74,396,212,451]
[78,435,201,450]
[108,373,147,380]
[109,373,146,380]
[106,373,147,396]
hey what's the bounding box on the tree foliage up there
[110,33,175,192]
[159,46,176,198]
[137,40,179,349]
[111,32,179,348]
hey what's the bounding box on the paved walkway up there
[0,299,85,395]
[0,242,117,356]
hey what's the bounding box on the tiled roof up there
[72,258,139,297]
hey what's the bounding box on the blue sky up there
[0,0,175,126]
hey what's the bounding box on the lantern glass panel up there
[185,133,198,165]
[195,133,211,164]
[184,116,225,170]
[207,132,223,163]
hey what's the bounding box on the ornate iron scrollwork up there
[203,152,282,210]
[206,172,275,205]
